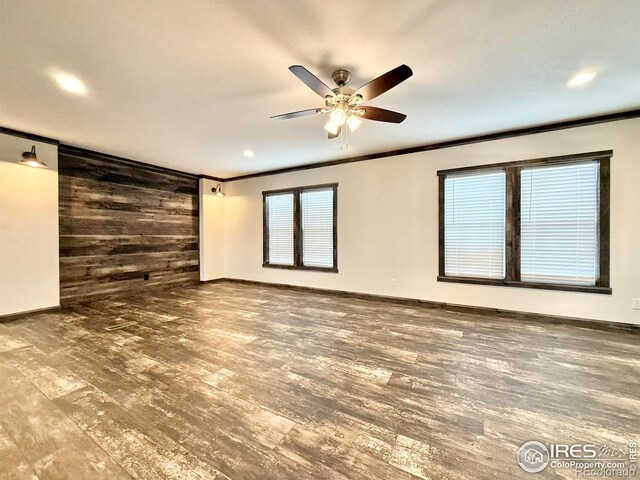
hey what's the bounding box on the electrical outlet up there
[390,278,397,287]
[632,298,640,310]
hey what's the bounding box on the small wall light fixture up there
[211,183,225,197]
[19,145,48,168]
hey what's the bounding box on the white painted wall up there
[215,118,640,325]
[200,178,225,281]
[0,133,60,316]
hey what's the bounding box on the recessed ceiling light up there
[53,72,87,95]
[567,71,597,88]
[243,150,254,157]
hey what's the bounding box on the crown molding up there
[0,126,60,145]
[218,108,640,182]
[4,108,640,182]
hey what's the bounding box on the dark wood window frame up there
[437,150,612,294]
[263,183,338,273]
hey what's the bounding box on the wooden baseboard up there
[207,278,639,333]
[0,306,61,323]
[200,278,227,284]
[4,279,636,332]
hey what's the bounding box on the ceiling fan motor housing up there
[332,69,352,87]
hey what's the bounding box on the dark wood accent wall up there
[58,148,199,304]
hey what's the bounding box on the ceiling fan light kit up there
[272,64,413,148]
[347,114,362,132]
[324,119,340,135]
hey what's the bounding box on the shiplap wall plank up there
[59,151,199,303]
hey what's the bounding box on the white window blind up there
[521,161,599,285]
[444,171,506,278]
[266,193,294,265]
[301,188,334,268]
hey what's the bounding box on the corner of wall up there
[199,178,225,281]
[0,133,60,315]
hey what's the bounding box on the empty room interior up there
[1,1,639,479]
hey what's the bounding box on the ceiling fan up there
[271,64,413,141]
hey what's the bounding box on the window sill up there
[263,263,338,273]
[437,276,612,295]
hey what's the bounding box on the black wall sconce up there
[19,145,48,168]
[211,183,225,197]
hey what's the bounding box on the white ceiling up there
[1,0,639,177]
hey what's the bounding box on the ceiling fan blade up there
[289,65,335,98]
[328,125,342,139]
[271,108,322,120]
[359,106,407,123]
[351,64,413,102]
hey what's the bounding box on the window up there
[263,183,337,271]
[444,171,506,279]
[521,162,599,285]
[438,151,611,294]
[265,193,294,265]
[301,188,335,268]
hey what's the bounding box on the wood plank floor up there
[0,282,638,479]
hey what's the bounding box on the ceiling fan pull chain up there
[344,121,349,150]
[340,121,348,150]
[341,121,347,150]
